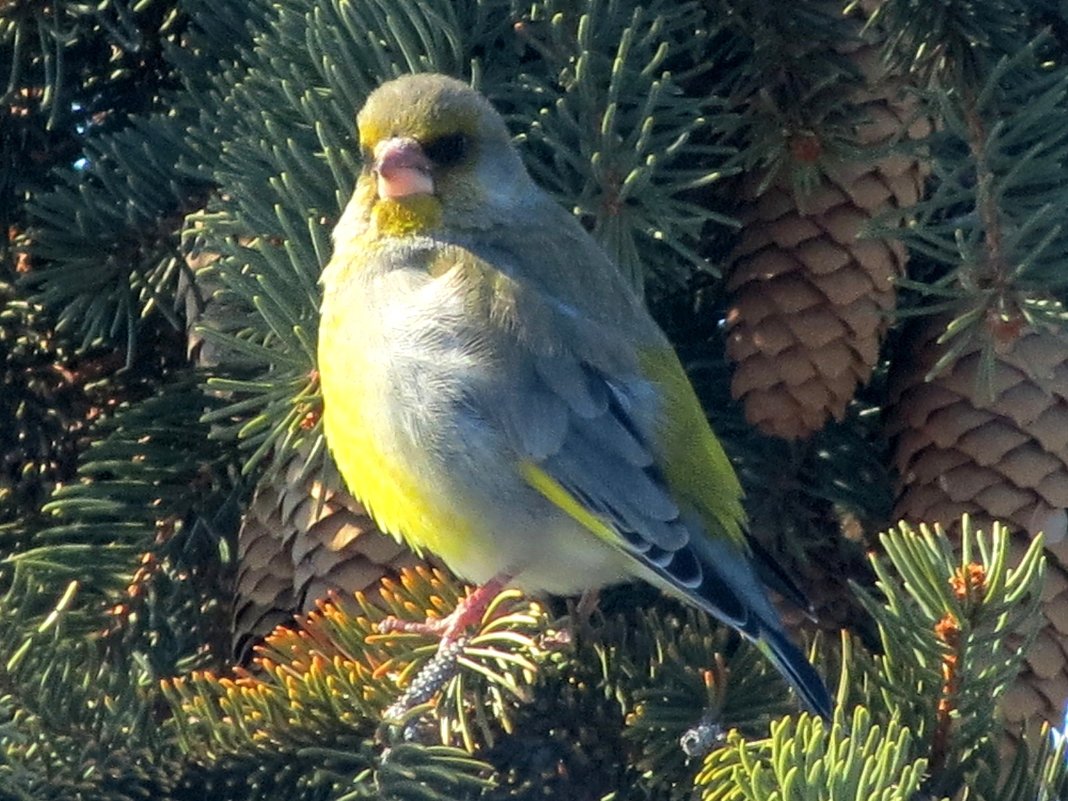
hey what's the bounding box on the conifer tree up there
[4,0,1068,798]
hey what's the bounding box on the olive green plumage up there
[317,73,831,718]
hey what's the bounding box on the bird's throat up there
[371,195,443,237]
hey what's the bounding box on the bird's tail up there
[675,534,833,719]
[754,626,832,720]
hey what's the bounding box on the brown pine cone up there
[726,27,929,440]
[887,320,1068,730]
[232,449,422,661]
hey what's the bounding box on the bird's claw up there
[375,577,506,645]
[376,615,451,637]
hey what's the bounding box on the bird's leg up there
[378,576,508,646]
[377,577,510,738]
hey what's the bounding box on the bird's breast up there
[318,260,499,571]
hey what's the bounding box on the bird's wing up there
[428,232,831,718]
[429,229,752,614]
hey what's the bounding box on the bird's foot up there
[377,577,506,646]
[377,578,508,743]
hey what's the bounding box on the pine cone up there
[725,35,929,440]
[887,320,1068,731]
[233,448,422,660]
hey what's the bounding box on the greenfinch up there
[318,73,831,718]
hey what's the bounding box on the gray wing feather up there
[570,413,652,468]
[535,354,608,419]
[511,357,693,556]
[508,375,570,461]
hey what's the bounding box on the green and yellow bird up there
[318,73,831,718]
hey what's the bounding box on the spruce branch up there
[695,706,927,801]
[714,0,874,198]
[0,573,183,801]
[515,0,735,292]
[13,374,239,656]
[876,38,1068,395]
[621,609,795,801]
[359,743,494,801]
[26,112,211,358]
[966,722,1067,801]
[0,0,182,126]
[165,568,547,800]
[853,518,1045,795]
[0,273,94,526]
[165,567,547,759]
[864,0,1033,88]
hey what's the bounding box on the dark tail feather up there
[758,627,833,720]
[651,533,832,719]
[748,536,816,621]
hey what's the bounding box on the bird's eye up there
[422,133,468,167]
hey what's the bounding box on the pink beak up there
[374,137,434,199]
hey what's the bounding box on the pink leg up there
[378,576,508,645]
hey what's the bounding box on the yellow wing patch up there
[519,461,620,546]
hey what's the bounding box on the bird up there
[317,72,832,719]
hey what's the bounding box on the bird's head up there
[349,73,531,238]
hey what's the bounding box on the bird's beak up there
[373,137,434,200]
